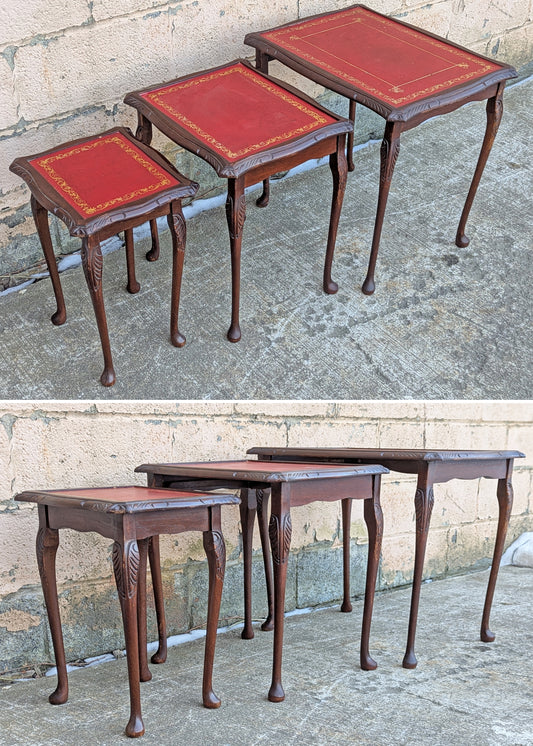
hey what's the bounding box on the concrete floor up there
[0,78,531,399]
[0,566,531,745]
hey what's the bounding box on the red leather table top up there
[29,131,181,218]
[139,62,337,162]
[254,5,504,107]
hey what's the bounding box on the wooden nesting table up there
[248,447,524,668]
[125,60,352,342]
[245,5,517,294]
[15,485,239,738]
[135,459,388,702]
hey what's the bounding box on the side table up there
[125,60,352,342]
[15,486,239,738]
[248,446,525,668]
[10,128,198,386]
[245,5,517,294]
[135,459,388,702]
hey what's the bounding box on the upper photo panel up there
[1,2,531,399]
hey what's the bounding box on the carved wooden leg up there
[136,538,152,682]
[124,228,140,294]
[81,235,116,387]
[481,462,514,642]
[268,484,292,702]
[360,477,384,671]
[347,100,356,172]
[202,516,225,709]
[323,135,348,295]
[257,488,274,632]
[341,498,353,613]
[36,510,68,705]
[148,535,167,664]
[168,201,187,348]
[146,220,160,262]
[225,177,246,342]
[256,179,270,208]
[240,488,256,639]
[456,85,504,248]
[113,537,144,738]
[403,473,435,669]
[362,121,401,295]
[31,196,66,326]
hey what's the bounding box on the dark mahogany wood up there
[245,5,517,294]
[124,60,352,342]
[135,459,388,701]
[10,127,197,386]
[248,446,524,668]
[16,485,239,738]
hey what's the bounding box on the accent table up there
[124,60,353,342]
[135,459,388,702]
[247,446,525,668]
[245,5,517,294]
[15,486,239,738]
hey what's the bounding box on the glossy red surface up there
[48,486,201,503]
[141,62,337,162]
[262,6,502,106]
[30,132,179,218]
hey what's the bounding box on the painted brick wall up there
[1,0,532,288]
[0,400,531,672]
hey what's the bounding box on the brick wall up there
[0,400,531,672]
[1,0,532,288]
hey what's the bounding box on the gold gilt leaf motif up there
[143,66,330,160]
[32,135,172,216]
[264,8,497,106]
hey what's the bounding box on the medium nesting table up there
[248,447,525,668]
[15,486,239,738]
[135,459,388,702]
[245,4,517,294]
[125,60,353,342]
[10,128,198,386]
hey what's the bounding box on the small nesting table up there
[135,459,388,702]
[15,485,239,738]
[10,127,198,386]
[248,446,525,668]
[245,5,517,294]
[125,60,353,342]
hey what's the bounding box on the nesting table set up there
[10,4,516,386]
[17,446,523,737]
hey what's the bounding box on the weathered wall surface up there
[1,0,532,287]
[0,400,531,672]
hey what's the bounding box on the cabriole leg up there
[168,201,187,348]
[403,476,435,669]
[31,196,67,326]
[323,135,348,295]
[360,479,384,671]
[148,535,167,664]
[240,488,256,639]
[257,488,274,631]
[225,177,246,342]
[36,512,68,705]
[341,498,352,613]
[202,521,226,709]
[81,236,116,387]
[124,228,140,294]
[347,99,356,172]
[456,85,504,248]
[362,121,401,296]
[136,538,152,682]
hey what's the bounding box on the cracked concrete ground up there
[0,79,531,398]
[0,566,531,745]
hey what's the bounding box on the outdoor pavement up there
[0,78,531,399]
[0,566,531,745]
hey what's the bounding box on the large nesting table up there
[248,447,524,668]
[245,5,516,294]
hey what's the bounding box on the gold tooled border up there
[32,134,173,216]
[264,7,500,105]
[142,64,332,160]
